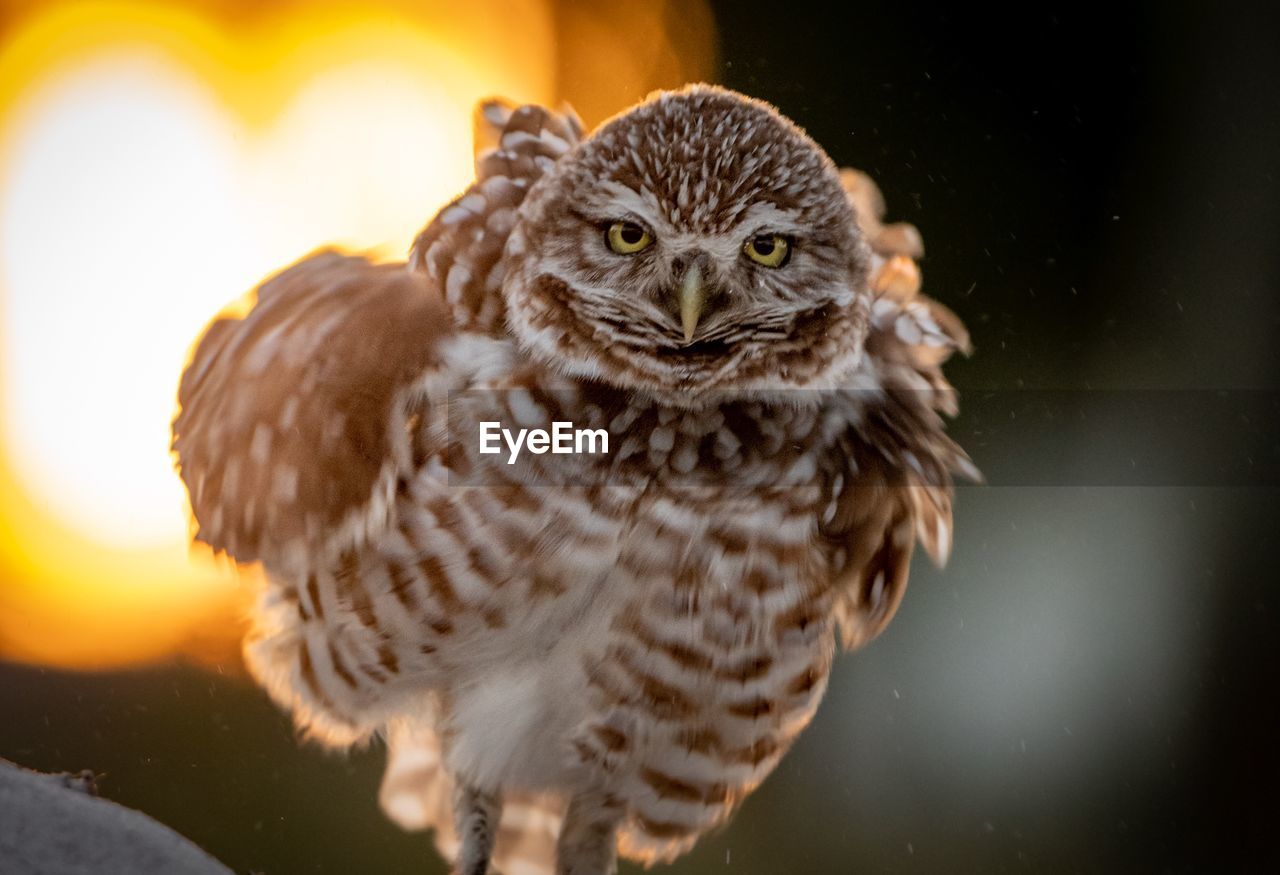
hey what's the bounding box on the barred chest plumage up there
[248,341,853,859]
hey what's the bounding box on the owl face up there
[503,85,871,404]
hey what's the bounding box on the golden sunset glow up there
[0,1,714,669]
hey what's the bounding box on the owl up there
[172,85,975,875]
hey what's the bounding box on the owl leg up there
[555,789,622,875]
[453,783,501,875]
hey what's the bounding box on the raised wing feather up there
[411,100,583,335]
[173,99,584,567]
[821,172,979,650]
[172,251,452,568]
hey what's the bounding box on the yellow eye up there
[606,221,653,254]
[744,234,791,268]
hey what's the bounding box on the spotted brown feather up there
[172,251,451,566]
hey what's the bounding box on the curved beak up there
[678,259,707,344]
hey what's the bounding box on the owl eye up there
[606,221,653,255]
[744,234,791,268]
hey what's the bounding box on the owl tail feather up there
[380,721,564,875]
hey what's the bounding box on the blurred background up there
[1,0,1277,872]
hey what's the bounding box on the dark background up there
[3,1,1279,872]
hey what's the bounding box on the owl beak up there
[678,259,707,344]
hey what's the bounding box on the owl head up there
[502,85,871,405]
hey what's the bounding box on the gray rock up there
[0,759,233,875]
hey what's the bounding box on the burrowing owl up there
[173,85,974,874]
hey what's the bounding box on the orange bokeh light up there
[0,0,715,669]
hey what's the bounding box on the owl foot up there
[555,789,622,875]
[453,783,501,875]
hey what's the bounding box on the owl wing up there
[172,251,453,568]
[819,172,979,650]
[173,99,582,568]
[410,99,583,334]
